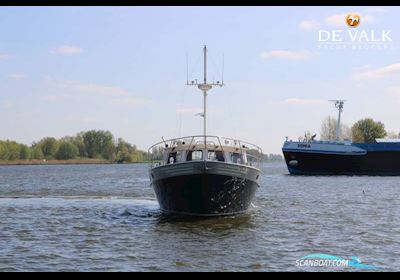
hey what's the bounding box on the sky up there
[1,6,400,154]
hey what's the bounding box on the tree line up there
[0,130,147,163]
[263,154,283,161]
[301,117,399,143]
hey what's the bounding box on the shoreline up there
[0,159,283,166]
[0,159,147,166]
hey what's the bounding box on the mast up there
[203,46,207,139]
[329,100,346,141]
[186,45,224,145]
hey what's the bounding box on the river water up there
[0,162,399,271]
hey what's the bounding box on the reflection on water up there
[0,163,399,271]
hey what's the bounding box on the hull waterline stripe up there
[282,149,367,155]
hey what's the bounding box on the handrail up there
[216,136,225,162]
[148,135,263,169]
[148,135,262,153]
[185,136,195,161]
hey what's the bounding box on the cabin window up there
[176,151,183,162]
[167,152,177,164]
[247,156,256,166]
[167,151,183,164]
[187,150,203,161]
[208,150,225,162]
[230,152,244,164]
[207,151,216,161]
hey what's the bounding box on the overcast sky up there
[1,6,399,153]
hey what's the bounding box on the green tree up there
[0,131,147,163]
[83,130,115,160]
[73,133,87,157]
[19,144,31,160]
[352,118,387,143]
[116,138,147,163]
[31,146,44,160]
[60,135,87,158]
[0,141,7,160]
[56,141,79,160]
[116,145,132,163]
[0,141,21,160]
[116,138,136,163]
[37,137,59,159]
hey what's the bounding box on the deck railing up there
[148,135,263,169]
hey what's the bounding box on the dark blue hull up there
[283,150,400,176]
[150,161,260,216]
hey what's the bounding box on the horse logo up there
[346,13,360,27]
